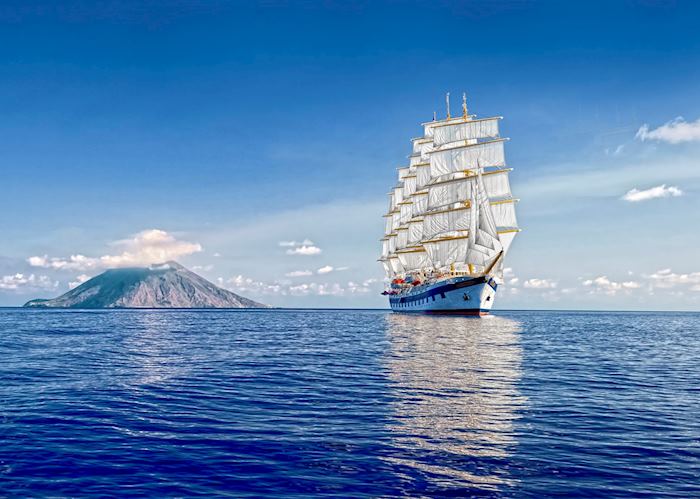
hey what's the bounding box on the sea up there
[0,309,698,497]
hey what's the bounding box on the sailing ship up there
[379,93,520,315]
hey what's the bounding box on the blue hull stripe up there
[388,276,497,306]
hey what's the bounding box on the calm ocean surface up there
[0,309,698,497]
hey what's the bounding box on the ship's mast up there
[380,94,520,284]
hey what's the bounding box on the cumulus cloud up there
[219,274,381,298]
[622,184,683,202]
[636,117,700,144]
[582,276,641,295]
[644,268,700,289]
[221,275,284,296]
[285,270,313,277]
[27,229,202,271]
[279,238,322,255]
[523,278,558,289]
[317,265,348,274]
[68,274,91,290]
[286,245,322,256]
[0,273,58,291]
[279,239,314,247]
[192,265,214,272]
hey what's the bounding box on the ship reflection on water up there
[384,313,525,492]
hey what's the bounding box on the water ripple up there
[0,309,698,497]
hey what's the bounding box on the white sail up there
[397,247,431,272]
[397,167,410,181]
[409,155,426,168]
[490,201,518,228]
[416,164,431,189]
[393,186,404,205]
[396,227,409,250]
[402,175,417,198]
[407,219,424,245]
[482,170,512,199]
[388,234,397,254]
[423,207,471,241]
[428,178,474,211]
[412,191,428,218]
[430,140,506,178]
[381,238,390,258]
[380,259,392,277]
[384,215,393,235]
[391,210,401,232]
[399,202,413,225]
[466,174,503,268]
[433,117,501,147]
[498,230,518,256]
[423,236,469,269]
[388,255,404,274]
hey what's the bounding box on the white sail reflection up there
[383,313,525,490]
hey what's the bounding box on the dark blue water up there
[1,310,698,497]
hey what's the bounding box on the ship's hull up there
[388,275,497,315]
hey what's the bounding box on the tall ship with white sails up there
[379,94,520,315]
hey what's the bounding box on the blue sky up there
[2,0,700,309]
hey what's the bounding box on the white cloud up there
[523,278,558,289]
[644,269,700,289]
[279,239,314,247]
[0,273,58,291]
[582,275,641,295]
[68,274,91,290]
[192,265,214,272]
[622,184,683,202]
[285,270,313,277]
[222,275,284,296]
[286,245,322,256]
[218,273,380,299]
[636,117,700,144]
[317,265,348,274]
[27,229,202,271]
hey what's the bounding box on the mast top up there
[462,92,468,118]
[446,92,451,119]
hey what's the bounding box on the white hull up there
[388,276,498,315]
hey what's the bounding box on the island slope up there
[24,261,268,309]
